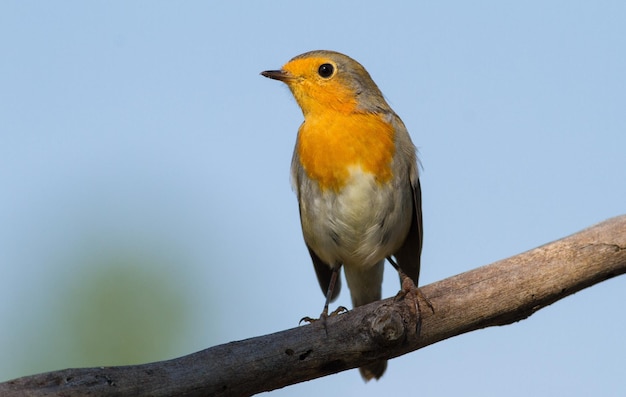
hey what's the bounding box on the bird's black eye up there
[318,63,334,78]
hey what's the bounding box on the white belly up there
[299,166,412,270]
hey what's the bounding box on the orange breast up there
[297,112,395,192]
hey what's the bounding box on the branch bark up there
[2,215,625,397]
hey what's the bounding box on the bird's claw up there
[394,272,434,334]
[329,305,348,316]
[299,305,348,325]
[299,316,318,325]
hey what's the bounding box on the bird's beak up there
[261,69,292,82]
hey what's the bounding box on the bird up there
[261,50,423,381]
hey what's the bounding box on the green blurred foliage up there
[66,255,188,366]
[8,249,194,379]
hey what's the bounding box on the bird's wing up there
[306,244,341,302]
[393,177,423,285]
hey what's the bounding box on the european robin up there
[261,50,423,381]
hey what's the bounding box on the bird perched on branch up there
[262,50,424,381]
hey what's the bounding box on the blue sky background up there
[1,2,625,396]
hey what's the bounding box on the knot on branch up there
[366,305,406,347]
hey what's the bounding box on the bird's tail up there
[359,360,387,381]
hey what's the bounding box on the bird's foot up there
[394,273,434,334]
[299,306,348,325]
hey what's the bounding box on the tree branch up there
[2,215,625,397]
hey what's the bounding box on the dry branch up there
[1,215,625,397]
